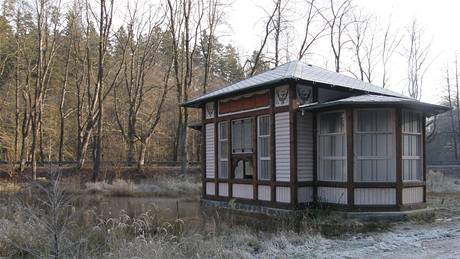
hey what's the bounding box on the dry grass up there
[427,170,460,193]
[84,175,201,198]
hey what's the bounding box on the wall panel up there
[275,112,291,181]
[354,188,396,205]
[276,186,291,203]
[206,182,215,196]
[318,187,348,204]
[233,184,253,199]
[298,186,314,203]
[218,183,229,197]
[205,123,215,179]
[297,112,314,181]
[258,185,271,201]
[402,187,424,204]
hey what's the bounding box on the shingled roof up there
[182,60,407,107]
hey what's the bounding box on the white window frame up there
[317,110,347,182]
[218,121,229,179]
[402,110,423,182]
[257,115,271,180]
[353,108,396,182]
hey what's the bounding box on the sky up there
[221,0,460,104]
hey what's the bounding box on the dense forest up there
[0,0,456,180]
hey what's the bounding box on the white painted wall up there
[275,112,291,182]
[297,112,314,181]
[258,185,271,201]
[206,182,215,196]
[276,186,291,203]
[218,183,229,197]
[402,187,424,204]
[354,188,396,205]
[233,184,253,199]
[205,123,215,179]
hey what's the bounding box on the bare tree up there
[405,19,431,100]
[113,2,169,170]
[298,0,327,61]
[201,0,223,94]
[30,0,61,179]
[445,68,458,159]
[317,0,354,72]
[380,17,402,88]
[246,0,279,76]
[167,0,204,174]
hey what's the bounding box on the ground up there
[0,167,459,258]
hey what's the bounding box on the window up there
[218,122,229,179]
[258,115,271,180]
[318,112,347,181]
[234,158,253,179]
[402,111,423,181]
[354,109,395,182]
[232,118,253,153]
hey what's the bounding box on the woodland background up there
[0,0,457,180]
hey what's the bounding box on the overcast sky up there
[220,0,460,104]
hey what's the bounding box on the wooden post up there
[346,108,354,209]
[395,108,403,209]
[270,88,276,205]
[312,86,319,204]
[214,100,218,196]
[422,115,427,203]
[289,82,298,209]
[201,106,206,198]
[253,116,258,201]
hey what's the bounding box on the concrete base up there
[337,208,435,221]
[201,198,435,222]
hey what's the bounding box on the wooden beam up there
[346,108,354,208]
[201,106,206,198]
[395,108,403,209]
[214,100,219,196]
[270,87,277,206]
[422,115,427,203]
[289,82,298,209]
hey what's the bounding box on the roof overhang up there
[299,95,450,116]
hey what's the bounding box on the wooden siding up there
[205,123,215,179]
[258,185,271,201]
[275,112,291,181]
[297,112,314,181]
[218,183,229,197]
[233,184,253,199]
[219,91,270,115]
[206,182,215,196]
[402,187,424,204]
[298,186,314,203]
[318,187,348,204]
[354,188,396,205]
[276,186,291,203]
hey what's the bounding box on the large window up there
[232,118,253,153]
[318,111,347,181]
[258,115,271,180]
[232,118,254,179]
[402,111,423,181]
[218,122,229,179]
[354,109,395,182]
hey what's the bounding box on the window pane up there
[234,160,244,179]
[354,110,395,182]
[402,111,422,181]
[320,112,344,133]
[232,118,253,153]
[259,160,270,180]
[318,111,346,182]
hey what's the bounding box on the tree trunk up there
[137,140,148,172]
